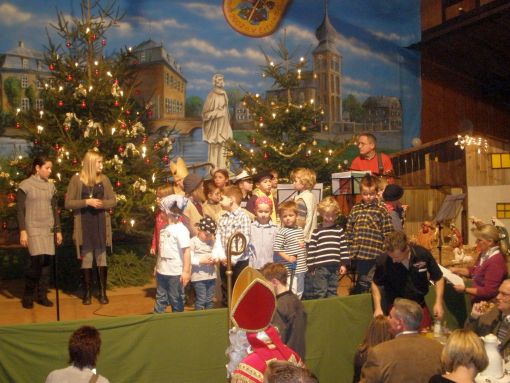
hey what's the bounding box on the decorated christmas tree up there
[226,38,352,184]
[4,0,172,239]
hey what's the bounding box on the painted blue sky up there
[0,0,422,145]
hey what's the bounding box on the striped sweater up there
[273,226,307,273]
[307,224,349,268]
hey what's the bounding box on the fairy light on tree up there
[5,0,173,238]
[226,35,352,182]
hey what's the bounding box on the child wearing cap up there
[182,173,205,237]
[382,183,406,231]
[249,196,278,269]
[248,172,276,224]
[190,216,218,310]
[154,195,191,313]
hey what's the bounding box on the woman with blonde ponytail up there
[65,150,116,305]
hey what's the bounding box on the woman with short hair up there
[429,328,488,383]
[45,326,109,383]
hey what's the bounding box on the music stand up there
[433,194,466,264]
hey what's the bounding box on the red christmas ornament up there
[34,139,39,145]
[145,158,151,164]
[114,100,120,107]
[121,122,127,129]
[135,89,141,95]
[49,63,55,71]
[15,122,21,129]
[66,41,72,48]
[142,136,148,144]
[80,101,87,109]
[72,158,78,165]
[122,219,127,225]
[251,137,256,144]
[114,79,119,85]
[95,139,100,147]
[259,116,264,122]
[125,110,131,115]
[109,209,113,215]
[63,124,70,132]
[54,144,60,151]
[91,34,97,41]
[147,110,153,118]
[101,39,107,46]
[263,152,269,160]
[67,74,73,81]
[2,222,7,230]
[162,155,169,164]
[58,100,64,107]
[115,180,121,187]
[118,146,124,154]
[7,193,16,203]
[153,144,160,150]
[95,69,100,76]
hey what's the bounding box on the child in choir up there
[202,180,223,223]
[248,172,276,223]
[154,195,191,313]
[273,201,307,298]
[212,168,229,191]
[182,173,205,237]
[150,184,174,256]
[217,185,252,306]
[270,169,279,206]
[291,168,318,243]
[190,216,217,310]
[345,174,393,294]
[233,170,255,210]
[248,196,278,270]
[304,197,349,299]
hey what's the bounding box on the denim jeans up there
[192,279,215,310]
[154,273,184,313]
[303,264,339,299]
[351,259,376,295]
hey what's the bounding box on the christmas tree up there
[226,38,352,184]
[5,0,172,239]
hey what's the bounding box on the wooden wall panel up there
[422,0,443,31]
[465,138,510,186]
[421,59,510,143]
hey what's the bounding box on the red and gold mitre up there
[231,267,276,332]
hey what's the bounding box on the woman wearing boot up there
[65,150,116,305]
[17,156,63,309]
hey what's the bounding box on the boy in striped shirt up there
[303,197,349,299]
[273,201,307,298]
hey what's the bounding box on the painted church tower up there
[313,0,342,133]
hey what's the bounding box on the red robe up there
[231,326,304,383]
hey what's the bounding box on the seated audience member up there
[360,299,443,383]
[449,224,508,303]
[352,315,393,383]
[264,360,318,383]
[45,326,109,383]
[429,329,488,383]
[371,231,445,329]
[466,279,510,355]
[261,262,307,359]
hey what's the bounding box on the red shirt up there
[350,152,394,175]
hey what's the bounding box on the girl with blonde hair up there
[65,150,116,305]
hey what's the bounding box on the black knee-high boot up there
[82,269,92,305]
[36,257,53,307]
[22,256,40,309]
[97,266,109,304]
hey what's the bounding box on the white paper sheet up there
[439,264,465,287]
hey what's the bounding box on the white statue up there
[202,74,233,170]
